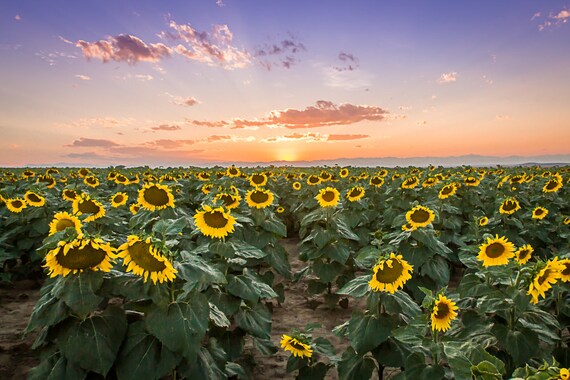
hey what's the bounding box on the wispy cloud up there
[151,124,182,131]
[327,134,369,141]
[438,71,458,83]
[35,51,78,66]
[334,52,359,72]
[76,34,172,64]
[261,132,370,143]
[14,15,21,21]
[54,117,135,130]
[75,74,91,81]
[535,8,570,31]
[165,93,200,106]
[254,36,306,70]
[496,115,511,121]
[66,138,120,147]
[191,100,388,130]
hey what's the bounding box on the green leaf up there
[381,291,422,320]
[471,361,502,380]
[323,241,351,264]
[152,217,187,237]
[313,260,344,283]
[209,240,235,258]
[181,346,226,380]
[337,275,371,298]
[334,217,360,241]
[492,323,539,366]
[262,215,287,237]
[348,311,392,354]
[420,256,450,287]
[337,347,376,380]
[404,352,446,380]
[209,302,230,328]
[176,253,226,291]
[355,246,381,268]
[235,303,272,339]
[146,295,210,363]
[297,362,331,380]
[227,273,278,302]
[252,336,278,356]
[313,337,336,356]
[116,321,178,380]
[58,306,127,376]
[52,272,104,317]
[458,273,491,298]
[25,292,69,334]
[28,352,86,380]
[264,243,291,279]
[230,240,268,259]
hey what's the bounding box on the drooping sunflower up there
[62,188,80,202]
[200,183,212,195]
[401,176,419,189]
[499,198,520,215]
[226,166,241,178]
[514,244,534,265]
[528,258,564,303]
[405,205,435,229]
[339,168,349,178]
[532,206,548,220]
[464,176,481,186]
[369,176,384,187]
[84,175,99,188]
[49,211,83,237]
[196,172,210,181]
[44,238,116,278]
[559,259,570,282]
[377,169,389,177]
[292,181,302,191]
[315,187,340,208]
[246,188,275,209]
[215,193,242,210]
[422,177,438,188]
[306,175,321,186]
[72,193,106,222]
[346,186,365,202]
[6,198,27,213]
[431,294,459,332]
[280,334,313,359]
[369,253,413,293]
[117,235,177,284]
[543,178,562,193]
[22,170,35,178]
[479,216,489,226]
[249,173,268,187]
[37,175,57,189]
[477,235,515,267]
[194,205,236,239]
[24,191,46,207]
[111,192,128,208]
[438,183,458,200]
[129,203,141,215]
[138,183,175,211]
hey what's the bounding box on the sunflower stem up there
[432,330,439,365]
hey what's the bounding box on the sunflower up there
[514,244,534,265]
[194,205,236,239]
[560,259,570,282]
[528,258,564,303]
[559,368,569,380]
[438,183,458,199]
[532,206,548,220]
[246,188,275,209]
[138,183,175,211]
[24,191,45,207]
[377,169,389,177]
[84,175,99,188]
[130,203,141,215]
[431,294,458,332]
[477,235,515,267]
[346,186,365,202]
[77,168,91,178]
[197,172,210,181]
[249,173,268,187]
[49,211,83,237]
[315,187,340,208]
[479,216,489,226]
[464,176,481,187]
[276,206,285,213]
[22,170,35,178]
[369,253,413,293]
[62,188,80,202]
[401,176,419,189]
[280,335,313,359]
[215,193,242,210]
[359,172,369,179]
[319,171,332,182]
[72,194,106,222]
[564,217,570,225]
[226,166,241,177]
[114,174,130,185]
[44,238,116,278]
[339,168,349,178]
[306,175,321,186]
[111,192,128,208]
[292,181,302,191]
[117,235,177,284]
[422,177,438,188]
[405,205,435,229]
[37,175,56,189]
[369,176,384,187]
[402,223,415,232]
[499,198,520,215]
[6,198,27,213]
[543,178,562,193]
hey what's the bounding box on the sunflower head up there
[532,206,548,220]
[77,168,91,178]
[276,206,285,213]
[49,211,83,237]
[405,205,435,229]
[292,181,302,191]
[477,234,515,267]
[307,175,321,186]
[499,198,521,215]
[84,175,100,188]
[346,186,365,202]
[401,176,419,189]
[249,173,268,187]
[280,334,313,359]
[117,235,177,284]
[44,238,116,278]
[215,193,242,209]
[226,166,241,177]
[369,253,413,293]
[138,183,175,211]
[24,191,46,207]
[422,177,438,188]
[339,168,349,178]
[479,216,489,226]
[528,258,564,303]
[246,188,275,209]
[559,368,569,380]
[438,183,458,199]
[111,192,128,208]
[37,175,57,189]
[514,244,534,265]
[543,178,562,193]
[6,198,27,213]
[194,205,236,239]
[130,203,141,215]
[560,259,570,283]
[369,176,384,187]
[315,187,340,208]
[72,194,106,222]
[464,176,481,187]
[431,294,459,332]
[114,174,130,185]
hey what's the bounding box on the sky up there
[1,0,570,167]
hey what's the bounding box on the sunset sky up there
[1,1,570,167]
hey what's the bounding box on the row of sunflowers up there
[0,164,568,379]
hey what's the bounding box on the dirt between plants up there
[0,239,388,379]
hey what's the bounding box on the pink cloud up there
[15,15,21,21]
[254,37,306,70]
[66,138,119,147]
[144,139,195,149]
[536,8,569,31]
[207,135,232,142]
[334,52,360,72]
[438,71,458,83]
[75,74,91,81]
[151,124,182,131]
[76,34,172,64]
[189,120,230,128]
[327,134,369,141]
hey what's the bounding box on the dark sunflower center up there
[485,242,506,258]
[349,188,362,197]
[252,174,265,184]
[64,190,77,199]
[56,244,106,270]
[294,183,301,189]
[502,201,517,211]
[466,177,477,184]
[143,186,169,206]
[79,169,89,176]
[11,200,24,208]
[441,186,453,195]
[534,209,544,216]
[321,173,331,180]
[86,177,97,184]
[371,177,382,185]
[229,168,238,175]
[375,259,404,284]
[537,269,552,285]
[341,170,348,175]
[116,175,128,183]
[290,341,308,350]
[518,249,530,260]
[114,195,124,203]
[128,241,167,272]
[251,191,269,204]
[562,264,570,276]
[322,191,335,202]
[56,219,75,231]
[404,178,416,185]
[27,193,42,203]
[309,176,319,184]
[78,199,101,214]
[219,194,237,206]
[434,302,450,319]
[24,171,34,176]
[410,209,430,223]
[545,180,559,190]
[204,211,229,228]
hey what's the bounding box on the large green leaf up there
[227,272,278,302]
[52,271,104,317]
[176,253,226,291]
[324,242,350,264]
[235,303,272,339]
[337,275,371,298]
[209,302,230,328]
[492,323,539,365]
[115,322,178,380]
[264,243,291,279]
[230,240,268,259]
[58,306,127,376]
[28,352,86,380]
[348,311,392,354]
[262,214,287,237]
[337,347,376,380]
[404,352,446,380]
[25,291,69,334]
[146,295,210,363]
[313,260,344,283]
[420,255,450,287]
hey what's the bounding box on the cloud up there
[165,93,200,106]
[261,132,370,143]
[151,124,182,131]
[327,134,369,141]
[161,21,251,70]
[144,139,195,148]
[531,12,541,21]
[334,52,360,72]
[416,120,427,126]
[64,151,114,161]
[254,36,306,70]
[207,135,232,142]
[75,74,91,81]
[76,34,172,64]
[536,8,569,31]
[438,71,458,83]
[191,100,388,130]
[35,51,78,66]
[216,0,225,7]
[15,15,21,21]
[496,115,511,121]
[54,117,135,130]
[66,138,120,147]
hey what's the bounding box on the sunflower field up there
[0,165,569,379]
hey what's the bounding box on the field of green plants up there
[0,165,569,379]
